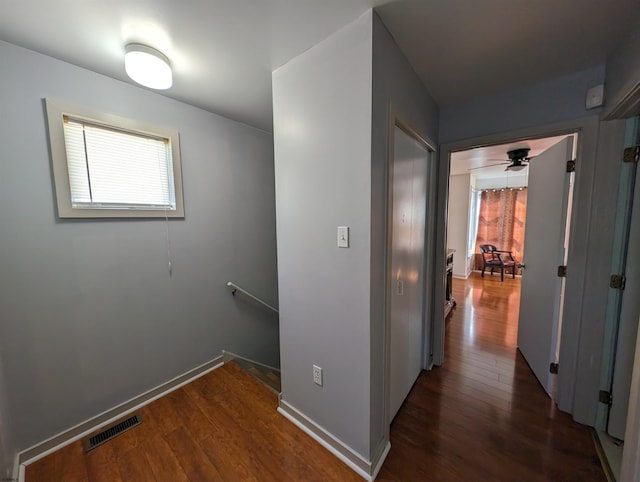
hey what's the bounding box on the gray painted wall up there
[440,65,605,143]
[370,12,439,458]
[273,12,374,459]
[604,27,640,118]
[0,40,278,464]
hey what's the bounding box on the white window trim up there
[45,98,185,218]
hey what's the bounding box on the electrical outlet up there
[313,365,323,386]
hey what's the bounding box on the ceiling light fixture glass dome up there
[125,44,172,90]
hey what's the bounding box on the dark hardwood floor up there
[27,272,605,481]
[26,361,362,482]
[377,272,605,481]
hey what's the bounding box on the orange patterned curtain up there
[474,188,527,271]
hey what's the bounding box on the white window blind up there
[46,98,184,218]
[63,118,176,210]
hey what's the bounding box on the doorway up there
[442,132,578,395]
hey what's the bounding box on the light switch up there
[337,226,349,248]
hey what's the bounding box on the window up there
[467,188,481,258]
[45,98,184,218]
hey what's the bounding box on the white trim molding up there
[621,315,640,482]
[16,461,25,482]
[277,399,390,481]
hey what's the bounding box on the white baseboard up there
[17,353,225,473]
[371,441,391,480]
[222,350,280,373]
[277,399,390,481]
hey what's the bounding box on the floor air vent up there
[82,413,142,452]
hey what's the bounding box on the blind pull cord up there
[165,209,173,276]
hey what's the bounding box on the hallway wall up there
[273,11,374,460]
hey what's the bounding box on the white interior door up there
[517,136,574,395]
[389,125,428,420]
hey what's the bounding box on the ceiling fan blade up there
[467,162,509,171]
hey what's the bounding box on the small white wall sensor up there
[586,84,604,109]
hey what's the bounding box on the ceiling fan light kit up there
[505,148,531,171]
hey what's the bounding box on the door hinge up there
[610,274,627,290]
[623,146,640,163]
[599,390,613,405]
[566,159,576,172]
[549,362,559,374]
[557,265,567,277]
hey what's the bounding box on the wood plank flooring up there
[377,272,606,481]
[27,272,605,481]
[26,361,361,482]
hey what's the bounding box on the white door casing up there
[608,156,640,439]
[517,136,574,395]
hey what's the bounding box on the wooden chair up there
[479,244,516,282]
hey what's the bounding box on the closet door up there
[389,125,429,420]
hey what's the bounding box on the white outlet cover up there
[313,364,323,386]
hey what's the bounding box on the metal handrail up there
[226,281,279,315]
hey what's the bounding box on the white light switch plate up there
[337,226,349,248]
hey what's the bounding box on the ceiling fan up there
[468,148,532,172]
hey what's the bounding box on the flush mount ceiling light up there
[125,44,172,90]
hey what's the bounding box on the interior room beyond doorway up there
[446,133,578,400]
[446,134,573,281]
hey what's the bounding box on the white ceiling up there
[1,1,639,131]
[449,135,572,179]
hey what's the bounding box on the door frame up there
[383,107,436,439]
[433,116,599,419]
[621,314,640,481]
[596,117,636,435]
[606,83,640,482]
